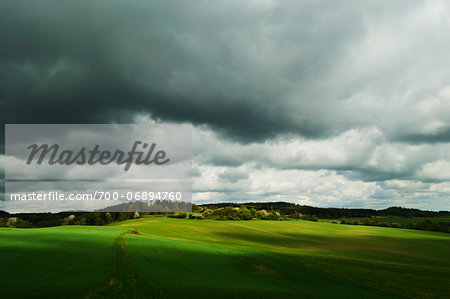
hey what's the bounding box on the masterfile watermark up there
[10,191,184,201]
[26,141,170,171]
[5,124,192,213]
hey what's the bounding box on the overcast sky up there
[1,0,450,210]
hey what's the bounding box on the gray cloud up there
[397,129,450,144]
[218,169,249,183]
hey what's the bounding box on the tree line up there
[196,203,450,218]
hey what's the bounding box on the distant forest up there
[1,202,449,229]
[96,200,192,213]
[196,202,450,218]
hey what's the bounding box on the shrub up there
[211,207,239,220]
[371,218,380,226]
[379,222,390,227]
[352,219,360,225]
[168,212,187,219]
[189,214,204,220]
[133,211,140,219]
[302,214,318,222]
[331,220,339,224]
[290,212,303,219]
[202,209,214,218]
[178,213,187,218]
[362,218,372,225]
[340,219,347,224]
[391,222,401,228]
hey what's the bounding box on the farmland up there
[1,217,449,298]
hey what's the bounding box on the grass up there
[125,233,395,298]
[0,226,126,298]
[0,217,449,298]
[118,218,450,298]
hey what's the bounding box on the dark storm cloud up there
[1,0,413,142]
[2,0,450,147]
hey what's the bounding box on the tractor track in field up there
[111,231,137,288]
[85,231,141,298]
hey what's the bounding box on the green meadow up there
[1,217,449,298]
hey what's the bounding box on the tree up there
[202,209,214,218]
[105,213,113,224]
[257,210,270,219]
[6,217,19,228]
[269,211,281,220]
[237,207,253,220]
[63,215,76,225]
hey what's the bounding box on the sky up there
[1,0,450,210]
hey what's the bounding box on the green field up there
[1,217,449,298]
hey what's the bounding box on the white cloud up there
[191,126,450,209]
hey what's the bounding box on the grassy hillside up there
[0,226,126,298]
[117,217,449,298]
[1,217,449,298]
[126,234,398,298]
